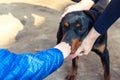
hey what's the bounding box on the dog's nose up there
[71,39,82,54]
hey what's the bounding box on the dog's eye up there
[64,22,69,28]
[76,23,80,28]
[76,23,83,31]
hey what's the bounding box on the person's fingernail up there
[69,54,75,60]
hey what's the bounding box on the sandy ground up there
[0,0,120,80]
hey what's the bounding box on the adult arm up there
[94,0,120,34]
[71,0,120,59]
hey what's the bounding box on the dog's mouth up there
[70,39,82,55]
[61,34,82,55]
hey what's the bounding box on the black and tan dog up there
[57,7,112,80]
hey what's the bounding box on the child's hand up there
[54,42,71,58]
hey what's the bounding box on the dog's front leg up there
[66,57,79,80]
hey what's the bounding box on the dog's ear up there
[83,10,101,30]
[56,22,63,44]
[83,10,100,24]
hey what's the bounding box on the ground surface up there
[0,0,120,80]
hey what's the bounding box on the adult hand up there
[60,0,94,19]
[70,28,100,59]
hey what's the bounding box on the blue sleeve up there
[94,0,120,34]
[0,48,64,80]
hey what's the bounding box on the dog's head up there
[57,10,100,54]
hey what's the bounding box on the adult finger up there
[60,13,66,20]
[60,9,69,20]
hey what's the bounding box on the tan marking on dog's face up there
[76,23,80,28]
[71,39,82,54]
[64,22,69,28]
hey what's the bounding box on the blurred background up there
[0,0,119,80]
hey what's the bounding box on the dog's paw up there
[65,70,77,80]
